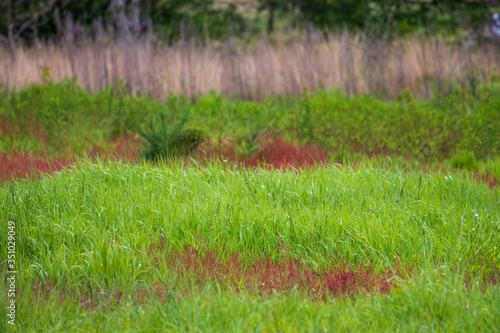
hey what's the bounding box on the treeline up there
[1,0,500,47]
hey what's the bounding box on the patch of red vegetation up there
[28,278,102,311]
[0,133,141,183]
[137,281,171,304]
[144,233,398,300]
[0,115,48,143]
[472,172,498,189]
[0,152,73,183]
[31,279,68,306]
[90,133,141,162]
[23,241,498,310]
[198,134,328,170]
[113,133,142,161]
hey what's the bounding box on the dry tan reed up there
[1,32,499,100]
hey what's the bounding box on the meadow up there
[0,77,499,331]
[0,158,499,331]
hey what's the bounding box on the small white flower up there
[475,214,479,217]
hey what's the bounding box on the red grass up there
[0,152,73,183]
[472,173,498,189]
[90,133,141,162]
[144,233,398,300]
[198,135,329,170]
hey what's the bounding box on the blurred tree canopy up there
[1,0,500,47]
[258,0,498,36]
[148,0,247,42]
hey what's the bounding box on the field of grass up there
[0,159,499,331]
[0,79,499,331]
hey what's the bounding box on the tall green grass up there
[0,159,498,331]
[2,159,498,271]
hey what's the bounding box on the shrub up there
[138,110,204,161]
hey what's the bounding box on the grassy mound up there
[0,160,498,331]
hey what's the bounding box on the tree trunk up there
[267,4,275,36]
[110,0,132,42]
[6,0,16,59]
[127,0,141,37]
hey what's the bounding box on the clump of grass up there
[137,110,205,161]
[451,151,478,171]
[2,159,498,275]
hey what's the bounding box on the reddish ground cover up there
[198,135,329,170]
[0,152,74,183]
[90,133,142,162]
[23,251,399,310]
[21,251,498,311]
[0,134,142,183]
[142,232,400,301]
[472,173,498,189]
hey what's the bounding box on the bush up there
[138,110,205,161]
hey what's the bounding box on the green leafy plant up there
[138,109,205,160]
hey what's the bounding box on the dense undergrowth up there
[0,78,499,166]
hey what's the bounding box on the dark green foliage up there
[138,109,205,160]
[1,0,497,45]
[149,0,247,42]
[296,0,369,32]
[0,0,110,42]
[0,0,248,44]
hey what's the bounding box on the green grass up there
[3,159,498,269]
[0,79,499,331]
[0,159,498,331]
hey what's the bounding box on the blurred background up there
[1,0,500,100]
